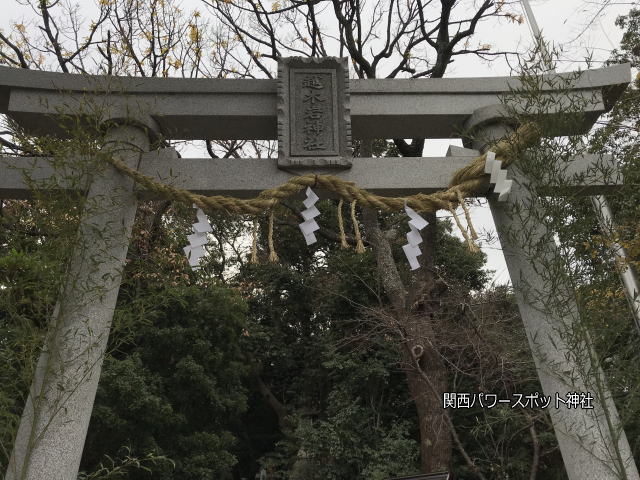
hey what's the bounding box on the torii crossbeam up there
[0,61,636,480]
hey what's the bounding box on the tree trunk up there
[361,207,452,473]
[402,315,452,473]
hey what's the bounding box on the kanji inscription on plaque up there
[278,57,352,168]
[294,71,334,154]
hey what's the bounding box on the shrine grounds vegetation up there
[1,1,640,479]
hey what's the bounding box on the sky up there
[0,0,635,284]
[438,0,634,284]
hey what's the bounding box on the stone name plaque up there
[278,57,352,168]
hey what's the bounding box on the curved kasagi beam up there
[0,64,630,140]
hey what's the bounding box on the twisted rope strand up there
[103,123,540,216]
[268,210,278,262]
[337,199,349,249]
[350,200,365,254]
[251,218,259,263]
[456,188,479,241]
[448,203,479,253]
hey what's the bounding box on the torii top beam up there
[0,64,630,141]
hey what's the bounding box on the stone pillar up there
[466,109,639,480]
[6,121,156,480]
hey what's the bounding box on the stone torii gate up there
[0,59,637,480]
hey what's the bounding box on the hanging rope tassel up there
[351,200,365,254]
[251,217,259,264]
[268,209,279,263]
[449,203,478,253]
[337,199,349,249]
[456,189,479,241]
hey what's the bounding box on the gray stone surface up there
[0,152,621,200]
[0,64,629,140]
[465,118,639,480]
[277,57,352,168]
[5,124,152,480]
[0,61,634,480]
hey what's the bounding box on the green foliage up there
[434,218,488,290]
[0,248,55,454]
[0,115,251,478]
[80,284,249,479]
[4,8,638,480]
[0,139,89,466]
[588,8,640,461]
[290,347,420,480]
[230,192,498,478]
[448,287,566,479]
[77,448,173,480]
[489,10,640,477]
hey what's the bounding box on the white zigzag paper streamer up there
[484,151,513,201]
[299,187,320,245]
[402,204,429,270]
[183,204,212,269]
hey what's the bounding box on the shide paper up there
[484,151,513,201]
[183,205,212,269]
[402,204,429,270]
[299,187,321,245]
